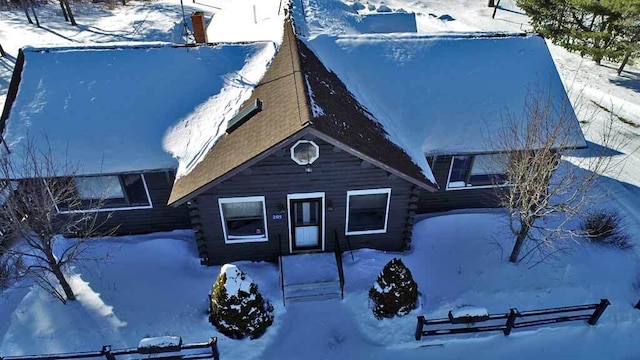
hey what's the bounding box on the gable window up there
[291,140,320,165]
[345,188,391,235]
[218,196,268,244]
[446,154,510,189]
[57,173,152,213]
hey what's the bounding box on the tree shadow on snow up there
[609,68,640,94]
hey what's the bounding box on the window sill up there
[445,183,513,191]
[225,236,268,244]
[346,229,387,236]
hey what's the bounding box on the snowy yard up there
[1,213,639,359]
[2,0,640,358]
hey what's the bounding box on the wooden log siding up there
[60,170,192,235]
[193,139,414,265]
[417,155,508,213]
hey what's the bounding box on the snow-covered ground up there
[2,0,640,358]
[1,214,639,359]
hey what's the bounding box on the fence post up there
[101,345,116,360]
[415,316,425,340]
[588,299,610,325]
[503,309,518,336]
[209,337,220,360]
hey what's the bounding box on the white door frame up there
[287,192,325,253]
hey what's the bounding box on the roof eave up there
[308,128,438,192]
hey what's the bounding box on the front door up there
[288,193,324,252]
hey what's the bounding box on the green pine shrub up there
[369,258,418,320]
[209,264,274,339]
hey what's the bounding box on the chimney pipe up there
[191,11,208,44]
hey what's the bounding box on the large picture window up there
[219,196,268,244]
[446,154,510,189]
[346,188,391,236]
[57,173,152,213]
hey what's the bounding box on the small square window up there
[56,174,152,212]
[346,189,391,235]
[446,154,509,189]
[219,196,269,244]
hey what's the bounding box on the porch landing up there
[280,252,340,286]
[279,252,343,303]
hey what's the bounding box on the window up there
[291,140,320,165]
[57,173,152,212]
[446,154,510,189]
[346,188,391,235]
[218,196,268,243]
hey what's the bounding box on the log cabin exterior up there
[1,20,586,264]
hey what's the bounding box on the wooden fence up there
[0,336,219,360]
[415,299,610,340]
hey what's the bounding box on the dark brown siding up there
[418,155,506,213]
[94,171,191,235]
[191,138,416,265]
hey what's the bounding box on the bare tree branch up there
[0,136,115,303]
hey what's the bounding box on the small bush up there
[209,264,273,339]
[369,258,418,320]
[582,209,632,250]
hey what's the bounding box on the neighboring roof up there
[1,42,276,178]
[304,33,587,156]
[168,22,438,206]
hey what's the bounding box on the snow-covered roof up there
[2,42,276,178]
[304,33,587,155]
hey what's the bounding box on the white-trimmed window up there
[57,173,152,213]
[446,154,510,190]
[219,196,268,244]
[345,188,391,236]
[291,140,320,165]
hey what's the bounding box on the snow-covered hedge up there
[209,264,274,339]
[368,258,418,320]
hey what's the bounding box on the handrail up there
[345,235,354,261]
[278,233,286,306]
[334,229,345,299]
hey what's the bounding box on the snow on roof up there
[206,0,286,43]
[3,42,276,178]
[304,33,587,156]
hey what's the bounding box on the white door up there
[288,193,324,252]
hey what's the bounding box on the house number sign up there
[272,214,284,220]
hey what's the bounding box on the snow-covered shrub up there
[368,258,418,320]
[582,209,632,250]
[209,264,273,339]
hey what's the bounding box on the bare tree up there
[494,91,624,265]
[60,0,77,26]
[0,139,113,303]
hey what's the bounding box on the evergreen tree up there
[369,258,419,320]
[209,264,274,339]
[518,0,637,66]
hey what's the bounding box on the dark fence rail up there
[0,336,219,360]
[415,299,610,340]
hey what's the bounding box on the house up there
[167,22,586,265]
[0,21,586,265]
[0,42,278,235]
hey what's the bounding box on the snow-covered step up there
[284,280,342,302]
